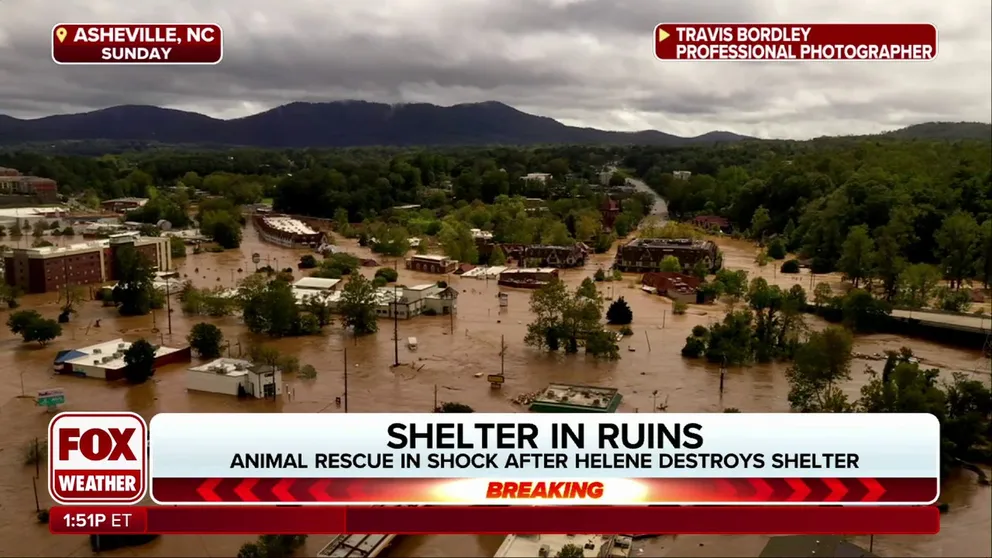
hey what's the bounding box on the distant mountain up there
[878,122,992,141]
[0,101,751,148]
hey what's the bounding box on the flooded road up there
[0,225,988,557]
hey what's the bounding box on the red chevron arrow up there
[235,479,260,502]
[785,478,812,501]
[272,478,296,501]
[309,479,331,501]
[860,478,886,501]
[749,478,774,501]
[196,478,222,502]
[823,478,848,502]
[714,478,739,500]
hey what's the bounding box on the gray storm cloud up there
[0,0,989,139]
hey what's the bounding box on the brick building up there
[101,197,149,213]
[601,198,621,230]
[3,232,171,294]
[405,254,458,274]
[0,167,58,204]
[252,214,324,248]
[614,238,721,273]
[513,244,588,268]
[641,272,706,303]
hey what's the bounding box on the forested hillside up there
[1,137,988,287]
[625,139,991,288]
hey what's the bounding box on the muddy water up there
[0,225,989,558]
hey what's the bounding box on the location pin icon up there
[56,27,67,43]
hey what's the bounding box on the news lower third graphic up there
[140,412,940,505]
[654,23,938,61]
[51,24,223,65]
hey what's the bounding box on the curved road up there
[625,176,669,225]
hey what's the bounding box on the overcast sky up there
[0,0,989,139]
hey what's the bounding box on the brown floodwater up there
[0,224,989,558]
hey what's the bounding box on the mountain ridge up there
[0,101,988,147]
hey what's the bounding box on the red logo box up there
[49,412,147,505]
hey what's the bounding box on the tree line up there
[625,140,991,287]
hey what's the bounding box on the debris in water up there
[474,372,483,378]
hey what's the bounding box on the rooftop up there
[188,358,259,377]
[501,267,557,274]
[62,338,186,371]
[410,254,452,262]
[103,197,148,204]
[293,277,341,291]
[494,534,632,558]
[625,237,711,249]
[760,536,876,557]
[0,206,67,218]
[530,383,622,412]
[260,216,318,236]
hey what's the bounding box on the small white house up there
[673,170,692,181]
[523,173,552,183]
[186,358,283,399]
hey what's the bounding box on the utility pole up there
[500,335,506,376]
[433,384,438,412]
[652,390,658,412]
[343,349,348,413]
[165,278,172,336]
[393,260,400,367]
[719,356,727,396]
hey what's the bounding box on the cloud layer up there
[1,0,989,139]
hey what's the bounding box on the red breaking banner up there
[151,477,937,504]
[48,505,941,535]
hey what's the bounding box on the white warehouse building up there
[186,358,283,399]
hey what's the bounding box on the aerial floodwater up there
[0,217,988,557]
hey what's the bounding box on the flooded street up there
[0,224,988,557]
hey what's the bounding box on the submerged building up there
[529,383,623,413]
[614,238,721,273]
[252,214,324,247]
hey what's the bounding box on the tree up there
[780,259,800,273]
[7,309,42,336]
[766,237,786,260]
[749,206,770,240]
[9,222,21,237]
[201,210,243,249]
[439,220,479,264]
[436,402,474,413]
[935,211,979,289]
[977,219,991,289]
[339,272,379,335]
[837,224,875,288]
[241,279,310,336]
[112,245,155,316]
[167,235,186,259]
[124,339,157,384]
[187,322,224,358]
[813,282,833,306]
[606,297,633,325]
[899,263,942,308]
[32,221,47,237]
[713,269,748,301]
[374,267,398,283]
[8,310,62,346]
[659,255,681,272]
[556,543,585,558]
[23,318,62,346]
[786,327,854,412]
[238,535,308,558]
[299,255,317,269]
[488,245,507,266]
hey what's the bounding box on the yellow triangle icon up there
[657,28,670,42]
